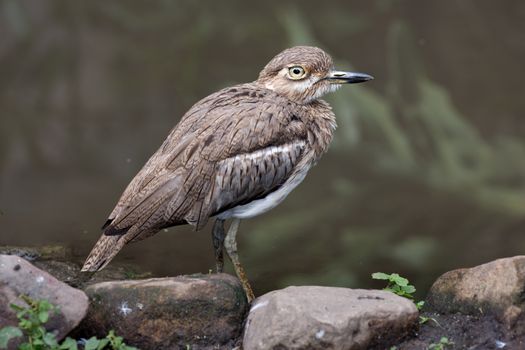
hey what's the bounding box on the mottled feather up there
[82,46,339,272]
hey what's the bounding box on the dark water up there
[1,1,525,297]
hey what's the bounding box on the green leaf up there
[112,337,123,347]
[121,346,138,350]
[389,273,409,286]
[0,326,23,349]
[108,330,124,347]
[371,272,391,280]
[84,337,101,350]
[19,319,32,329]
[15,310,28,320]
[402,285,416,294]
[38,311,49,324]
[96,338,109,350]
[9,303,25,312]
[60,337,78,350]
[38,300,53,312]
[416,301,425,310]
[33,338,44,345]
[43,332,58,347]
[440,337,452,344]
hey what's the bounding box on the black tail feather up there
[103,224,130,236]
[101,219,113,230]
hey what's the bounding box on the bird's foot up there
[234,262,255,302]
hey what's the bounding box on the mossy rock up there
[0,245,72,261]
[426,256,525,327]
[77,273,248,349]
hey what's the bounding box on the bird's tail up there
[81,234,127,272]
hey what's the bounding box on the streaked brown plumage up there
[82,46,373,300]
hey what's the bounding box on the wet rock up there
[0,245,151,288]
[426,256,525,327]
[77,273,248,349]
[32,260,82,286]
[0,245,72,262]
[243,286,418,350]
[0,255,89,349]
[34,260,152,289]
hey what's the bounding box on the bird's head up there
[257,46,373,104]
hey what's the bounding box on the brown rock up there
[426,256,525,327]
[77,273,248,349]
[0,245,151,288]
[0,255,89,349]
[243,286,418,350]
[33,259,152,288]
[0,245,72,262]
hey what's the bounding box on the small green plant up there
[0,296,137,350]
[428,337,453,350]
[372,272,438,325]
[418,314,441,327]
[82,330,136,350]
[371,272,416,299]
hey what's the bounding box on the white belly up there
[217,164,311,220]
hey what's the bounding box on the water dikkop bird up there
[82,46,373,301]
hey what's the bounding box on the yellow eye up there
[288,66,306,80]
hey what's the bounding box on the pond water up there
[1,1,524,297]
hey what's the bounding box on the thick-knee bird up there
[82,46,373,301]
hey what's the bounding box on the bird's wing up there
[103,85,308,239]
[201,139,307,219]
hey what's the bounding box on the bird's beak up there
[327,70,374,84]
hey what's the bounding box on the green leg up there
[224,218,255,302]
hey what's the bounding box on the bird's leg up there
[224,218,255,302]
[211,218,225,273]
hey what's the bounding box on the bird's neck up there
[251,81,337,157]
[300,99,337,158]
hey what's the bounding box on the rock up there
[0,245,152,288]
[77,273,248,349]
[33,260,152,289]
[426,256,525,327]
[243,286,418,350]
[0,255,89,349]
[32,260,82,286]
[0,245,72,262]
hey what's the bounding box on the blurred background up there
[1,0,524,297]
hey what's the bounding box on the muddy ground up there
[396,312,524,350]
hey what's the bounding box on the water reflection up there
[1,0,524,297]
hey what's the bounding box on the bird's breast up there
[217,160,312,220]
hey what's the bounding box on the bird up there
[81,46,373,301]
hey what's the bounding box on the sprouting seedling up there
[428,337,454,350]
[0,296,138,350]
[372,272,438,325]
[371,272,416,299]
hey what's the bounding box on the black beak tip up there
[356,73,374,83]
[328,71,374,84]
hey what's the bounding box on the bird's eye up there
[288,66,306,80]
